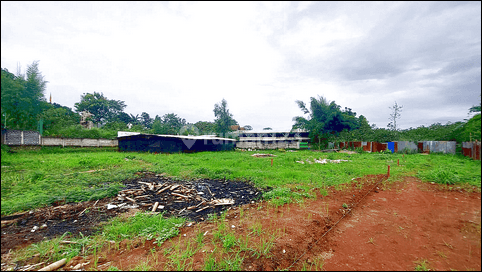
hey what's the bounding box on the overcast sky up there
[2,1,481,131]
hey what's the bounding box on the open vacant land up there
[1,146,480,271]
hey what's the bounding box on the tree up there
[263,127,272,130]
[213,99,238,137]
[162,113,186,134]
[151,117,163,134]
[74,92,126,126]
[194,121,216,135]
[243,125,253,131]
[292,95,361,147]
[129,113,141,125]
[1,61,49,130]
[388,101,403,131]
[150,113,187,135]
[180,123,199,136]
[140,112,153,129]
[115,112,132,124]
[41,103,80,136]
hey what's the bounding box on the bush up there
[48,125,117,139]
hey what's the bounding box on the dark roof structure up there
[117,133,236,153]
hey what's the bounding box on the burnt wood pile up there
[109,174,262,222]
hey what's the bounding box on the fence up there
[1,130,117,147]
[2,130,41,145]
[335,141,456,154]
[462,141,481,160]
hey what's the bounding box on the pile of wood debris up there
[107,174,261,222]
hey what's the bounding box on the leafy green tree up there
[140,112,153,129]
[150,113,186,135]
[213,99,238,137]
[116,112,132,124]
[161,113,186,134]
[1,61,48,130]
[292,95,361,147]
[461,114,481,141]
[194,121,216,135]
[243,125,253,130]
[102,121,128,131]
[129,113,141,125]
[74,92,126,126]
[180,123,199,136]
[41,103,80,136]
[263,127,272,130]
[151,117,164,134]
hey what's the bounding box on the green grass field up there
[2,145,481,271]
[1,146,480,216]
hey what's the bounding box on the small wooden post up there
[387,165,390,178]
[271,158,273,166]
[397,159,399,166]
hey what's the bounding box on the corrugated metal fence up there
[335,141,456,154]
[462,142,481,160]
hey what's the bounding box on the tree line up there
[292,95,481,148]
[2,61,480,144]
[1,62,251,139]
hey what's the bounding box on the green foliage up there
[413,258,431,271]
[194,121,216,135]
[41,103,80,136]
[203,251,244,271]
[102,212,185,244]
[12,232,91,264]
[214,99,238,137]
[460,114,481,141]
[150,113,187,135]
[263,187,312,207]
[292,96,362,146]
[140,112,152,129]
[74,92,126,126]
[1,62,48,131]
[50,124,118,139]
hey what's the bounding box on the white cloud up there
[1,1,480,131]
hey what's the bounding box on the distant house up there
[236,129,309,150]
[230,125,245,131]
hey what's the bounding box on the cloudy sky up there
[2,1,481,131]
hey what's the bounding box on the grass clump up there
[12,231,97,266]
[263,187,312,207]
[101,212,185,246]
[413,258,432,271]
